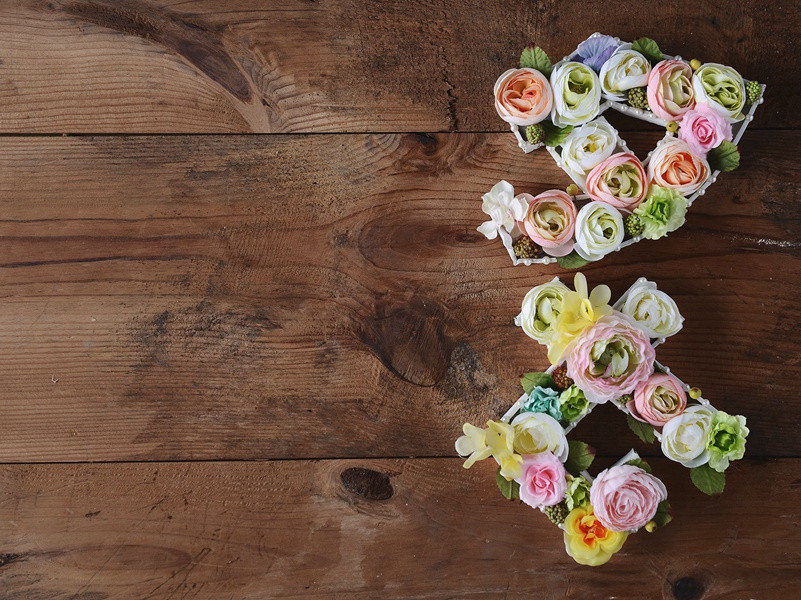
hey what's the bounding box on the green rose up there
[633,185,688,240]
[520,385,562,422]
[706,411,749,472]
[565,475,591,510]
[692,63,745,121]
[559,385,589,423]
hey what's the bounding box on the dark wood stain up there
[340,467,393,501]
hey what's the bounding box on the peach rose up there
[494,68,554,126]
[647,137,710,195]
[646,60,696,122]
[520,190,577,257]
[585,152,648,211]
[628,373,687,428]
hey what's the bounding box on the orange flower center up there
[577,514,610,547]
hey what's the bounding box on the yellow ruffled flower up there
[547,273,612,365]
[563,505,628,566]
[455,420,523,480]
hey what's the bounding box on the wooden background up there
[0,1,799,598]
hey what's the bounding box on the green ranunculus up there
[692,63,745,122]
[633,185,688,240]
[559,385,589,423]
[520,385,562,422]
[565,474,592,510]
[706,410,748,472]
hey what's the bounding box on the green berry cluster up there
[746,80,762,104]
[525,123,545,145]
[513,236,543,259]
[544,502,569,525]
[624,214,644,238]
[627,87,649,111]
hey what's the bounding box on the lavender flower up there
[571,35,620,72]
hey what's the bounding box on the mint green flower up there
[565,475,592,510]
[520,385,562,422]
[692,63,745,122]
[633,185,688,240]
[706,411,749,472]
[559,385,589,423]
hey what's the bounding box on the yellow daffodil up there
[547,273,612,364]
[455,420,523,480]
[563,505,628,566]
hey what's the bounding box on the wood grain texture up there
[0,131,798,461]
[0,457,798,599]
[0,0,794,132]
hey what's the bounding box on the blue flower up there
[520,385,562,422]
[571,35,620,72]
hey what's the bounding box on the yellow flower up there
[455,420,523,480]
[563,505,628,566]
[547,273,612,364]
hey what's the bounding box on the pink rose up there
[646,60,696,122]
[678,102,733,157]
[494,68,554,126]
[514,451,567,509]
[590,465,668,532]
[585,152,648,211]
[566,315,655,404]
[519,190,577,257]
[628,373,687,427]
[647,137,710,195]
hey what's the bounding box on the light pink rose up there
[494,68,554,126]
[646,60,696,122]
[628,373,687,428]
[519,190,577,257]
[585,152,648,212]
[566,315,656,403]
[647,137,710,195]
[678,102,733,157]
[590,465,668,532]
[514,451,567,509]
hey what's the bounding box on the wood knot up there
[340,467,393,501]
[0,553,21,568]
[672,576,705,600]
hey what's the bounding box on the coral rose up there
[494,68,554,126]
[520,190,577,257]
[647,137,710,195]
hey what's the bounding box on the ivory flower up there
[514,451,568,508]
[563,505,628,566]
[633,185,688,240]
[647,137,710,195]
[455,420,523,480]
[616,278,683,338]
[573,201,625,262]
[550,61,602,127]
[679,102,733,156]
[494,68,554,126]
[661,404,715,468]
[510,412,569,462]
[515,277,570,344]
[600,45,651,100]
[559,119,618,180]
[589,465,668,532]
[477,180,528,240]
[585,152,648,211]
[521,190,577,257]
[692,63,746,122]
[647,60,696,121]
[629,373,687,427]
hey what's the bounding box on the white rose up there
[476,180,528,240]
[514,277,570,344]
[560,118,618,180]
[691,63,746,122]
[616,278,684,338]
[550,62,602,127]
[600,45,651,101]
[574,201,624,261]
[661,405,715,467]
[511,412,568,462]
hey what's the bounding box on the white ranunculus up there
[476,180,528,240]
[661,404,715,467]
[550,61,602,127]
[515,277,570,344]
[573,201,624,261]
[600,45,651,101]
[616,278,683,338]
[692,63,746,122]
[511,412,568,462]
[560,118,618,180]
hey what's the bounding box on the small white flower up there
[510,412,569,462]
[477,180,527,240]
[550,61,602,127]
[560,118,619,181]
[661,405,715,467]
[600,45,651,101]
[573,201,624,261]
[515,277,570,344]
[616,278,684,338]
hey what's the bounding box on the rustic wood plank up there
[0,0,794,133]
[0,457,797,599]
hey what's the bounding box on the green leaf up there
[708,140,740,172]
[520,45,552,76]
[626,414,656,444]
[564,440,596,476]
[631,37,663,65]
[556,251,590,270]
[496,467,520,500]
[652,500,672,528]
[690,464,726,495]
[542,121,574,147]
[520,372,556,394]
[625,457,653,474]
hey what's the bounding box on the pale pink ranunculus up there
[647,137,710,195]
[590,465,668,532]
[494,68,554,126]
[678,102,733,157]
[584,152,648,211]
[514,451,567,509]
[628,373,687,427]
[566,315,656,404]
[520,190,577,257]
[646,60,696,122]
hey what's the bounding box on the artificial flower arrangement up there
[455,274,749,565]
[480,33,765,267]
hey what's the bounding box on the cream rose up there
[494,68,554,126]
[661,404,715,467]
[647,137,710,195]
[600,45,651,101]
[511,412,569,462]
[616,278,683,338]
[550,61,602,127]
[515,278,570,344]
[559,118,618,181]
[574,201,624,262]
[692,63,746,122]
